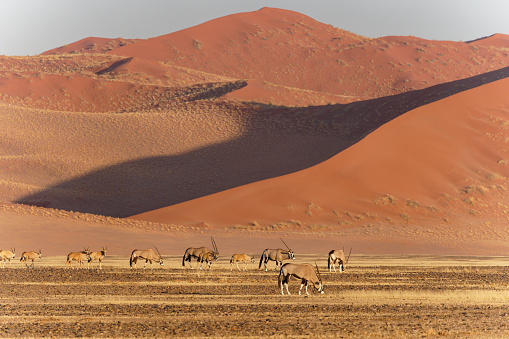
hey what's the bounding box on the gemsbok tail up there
[182,249,188,267]
[129,250,136,268]
[327,250,334,270]
[259,252,264,269]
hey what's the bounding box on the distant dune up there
[42,8,509,106]
[1,7,509,255]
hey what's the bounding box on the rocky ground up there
[0,256,508,337]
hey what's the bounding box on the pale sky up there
[1,0,508,56]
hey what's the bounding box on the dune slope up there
[132,76,509,246]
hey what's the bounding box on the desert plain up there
[1,256,509,338]
[1,6,509,338]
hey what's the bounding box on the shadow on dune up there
[16,66,509,218]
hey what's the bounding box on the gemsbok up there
[328,248,352,273]
[20,250,42,268]
[198,251,217,270]
[88,247,107,269]
[278,262,324,295]
[129,246,163,269]
[182,237,219,269]
[259,238,295,272]
[230,253,256,271]
[0,248,15,268]
[65,247,91,269]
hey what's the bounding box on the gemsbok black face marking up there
[328,248,352,273]
[182,237,219,270]
[259,238,295,272]
[278,262,324,295]
[130,246,163,269]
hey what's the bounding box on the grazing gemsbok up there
[65,247,91,269]
[20,249,42,268]
[88,247,107,269]
[278,262,324,295]
[129,246,163,269]
[181,237,219,269]
[230,253,256,271]
[0,248,15,268]
[259,238,295,272]
[328,248,352,273]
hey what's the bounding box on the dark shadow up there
[16,66,509,217]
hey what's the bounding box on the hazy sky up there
[2,0,508,56]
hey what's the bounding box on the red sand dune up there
[42,8,509,106]
[102,8,509,100]
[132,77,509,243]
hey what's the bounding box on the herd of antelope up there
[0,237,352,295]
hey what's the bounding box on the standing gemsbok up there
[129,246,163,269]
[88,247,107,269]
[230,254,256,271]
[259,238,295,272]
[278,262,324,295]
[328,248,352,273]
[182,237,219,269]
[0,248,15,268]
[20,250,42,268]
[65,247,91,269]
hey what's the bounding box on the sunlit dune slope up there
[132,76,509,234]
[0,54,242,112]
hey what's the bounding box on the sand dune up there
[2,8,509,255]
[103,8,509,100]
[41,8,509,105]
[7,66,507,217]
[131,76,509,251]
